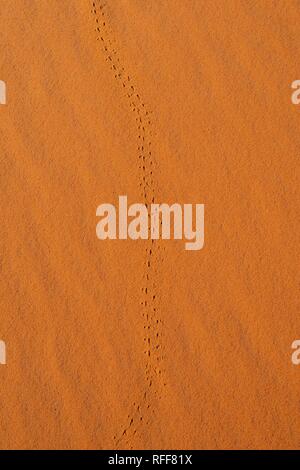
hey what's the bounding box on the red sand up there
[0,0,299,449]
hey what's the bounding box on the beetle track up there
[91,0,166,448]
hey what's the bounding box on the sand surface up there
[0,0,299,449]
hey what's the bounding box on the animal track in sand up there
[90,1,166,448]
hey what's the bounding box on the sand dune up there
[0,0,299,449]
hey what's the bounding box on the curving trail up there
[90,0,166,448]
